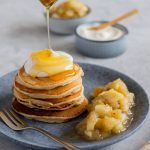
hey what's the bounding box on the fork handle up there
[27,126,80,150]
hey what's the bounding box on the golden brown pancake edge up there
[17,65,84,90]
[12,98,88,123]
[14,77,82,99]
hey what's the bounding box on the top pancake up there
[17,64,83,90]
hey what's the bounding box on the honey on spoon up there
[40,0,57,7]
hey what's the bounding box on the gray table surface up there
[0,0,150,149]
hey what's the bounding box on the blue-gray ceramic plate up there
[0,63,149,150]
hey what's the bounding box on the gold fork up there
[0,109,80,150]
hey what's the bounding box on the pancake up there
[16,97,84,111]
[12,98,88,123]
[14,77,82,99]
[17,64,83,90]
[13,87,84,110]
[13,86,84,104]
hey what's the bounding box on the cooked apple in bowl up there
[47,0,90,34]
[50,0,89,19]
[76,79,135,140]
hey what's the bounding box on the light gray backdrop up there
[0,0,150,149]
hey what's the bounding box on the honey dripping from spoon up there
[40,0,57,49]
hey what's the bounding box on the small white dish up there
[75,21,128,58]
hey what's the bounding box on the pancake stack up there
[12,64,88,123]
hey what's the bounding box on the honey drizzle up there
[46,8,51,49]
[34,0,75,80]
[49,64,79,81]
[40,0,57,49]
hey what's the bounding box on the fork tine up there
[0,111,19,130]
[9,109,28,126]
[3,109,23,128]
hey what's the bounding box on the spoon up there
[40,0,57,8]
[89,9,139,31]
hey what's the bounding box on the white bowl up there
[75,21,128,58]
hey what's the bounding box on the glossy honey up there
[40,0,57,49]
[49,64,80,81]
[28,49,74,78]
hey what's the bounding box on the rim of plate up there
[0,62,149,149]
